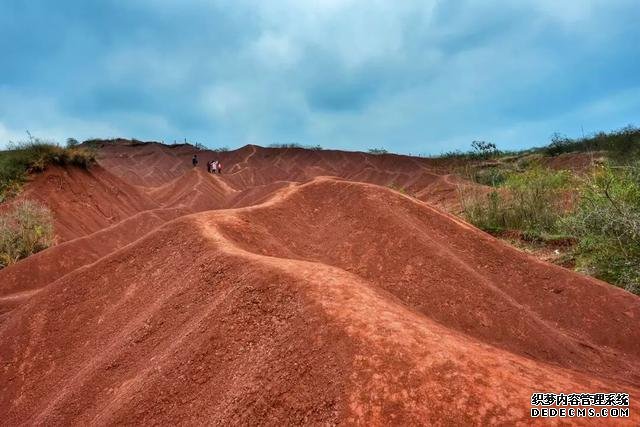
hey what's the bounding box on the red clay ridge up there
[1,143,638,425]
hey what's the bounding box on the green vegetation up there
[452,145,541,188]
[84,138,151,148]
[470,141,499,159]
[456,163,510,187]
[269,143,324,150]
[66,137,79,148]
[0,139,96,202]
[437,140,513,161]
[438,125,639,163]
[0,199,55,268]
[388,183,408,195]
[367,148,388,154]
[563,163,640,293]
[545,125,640,161]
[458,126,640,294]
[460,167,572,235]
[269,143,303,148]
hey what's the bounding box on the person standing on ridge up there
[217,161,222,174]
[192,154,198,167]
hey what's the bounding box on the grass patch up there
[459,166,573,235]
[0,199,55,268]
[455,163,512,187]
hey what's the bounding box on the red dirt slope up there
[1,142,639,425]
[19,164,158,242]
[98,141,468,210]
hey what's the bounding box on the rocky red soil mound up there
[1,141,638,425]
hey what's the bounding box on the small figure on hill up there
[192,154,198,167]
[217,161,222,174]
[207,160,213,173]
[211,160,218,174]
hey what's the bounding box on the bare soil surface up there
[1,141,638,425]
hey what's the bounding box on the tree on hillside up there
[471,140,498,159]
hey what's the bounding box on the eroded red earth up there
[1,141,638,425]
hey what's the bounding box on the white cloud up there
[201,84,247,118]
[251,32,300,68]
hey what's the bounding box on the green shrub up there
[476,167,508,186]
[563,162,640,293]
[471,140,499,159]
[437,141,505,161]
[0,199,55,268]
[460,189,505,233]
[368,148,388,155]
[0,139,95,201]
[544,126,640,162]
[545,133,576,157]
[454,162,510,187]
[460,167,572,234]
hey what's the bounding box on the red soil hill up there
[0,141,638,425]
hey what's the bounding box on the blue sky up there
[1,0,639,154]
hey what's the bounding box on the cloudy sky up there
[1,0,638,154]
